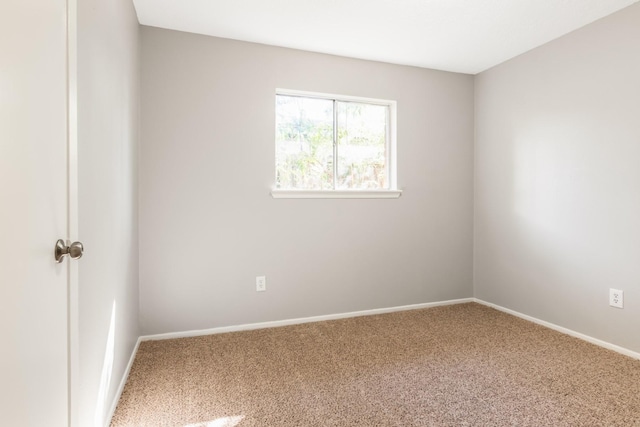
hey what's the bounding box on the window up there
[272,90,401,199]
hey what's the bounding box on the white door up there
[0,0,75,425]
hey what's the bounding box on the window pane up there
[336,101,388,189]
[276,95,334,190]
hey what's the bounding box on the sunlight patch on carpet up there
[184,415,245,427]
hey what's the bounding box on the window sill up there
[270,189,403,199]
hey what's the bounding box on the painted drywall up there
[77,0,140,425]
[139,27,474,335]
[475,3,640,352]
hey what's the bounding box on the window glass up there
[336,101,388,189]
[276,95,334,190]
[275,91,394,192]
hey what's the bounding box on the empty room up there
[3,0,640,426]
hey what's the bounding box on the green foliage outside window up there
[276,94,388,190]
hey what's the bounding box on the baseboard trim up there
[105,336,142,427]
[474,299,640,360]
[141,298,475,342]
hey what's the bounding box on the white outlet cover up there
[256,276,266,292]
[609,288,623,308]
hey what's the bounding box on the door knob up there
[55,239,84,263]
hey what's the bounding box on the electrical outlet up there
[609,288,623,308]
[256,276,266,292]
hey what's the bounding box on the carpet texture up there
[111,303,640,426]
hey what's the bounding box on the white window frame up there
[271,88,401,199]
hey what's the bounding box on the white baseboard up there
[140,298,475,342]
[105,337,142,427]
[474,299,640,360]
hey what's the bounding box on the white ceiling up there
[133,0,638,74]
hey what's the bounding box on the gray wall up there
[77,0,140,424]
[139,27,474,335]
[475,3,640,353]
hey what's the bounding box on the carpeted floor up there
[111,303,640,426]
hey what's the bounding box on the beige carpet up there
[111,303,640,426]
